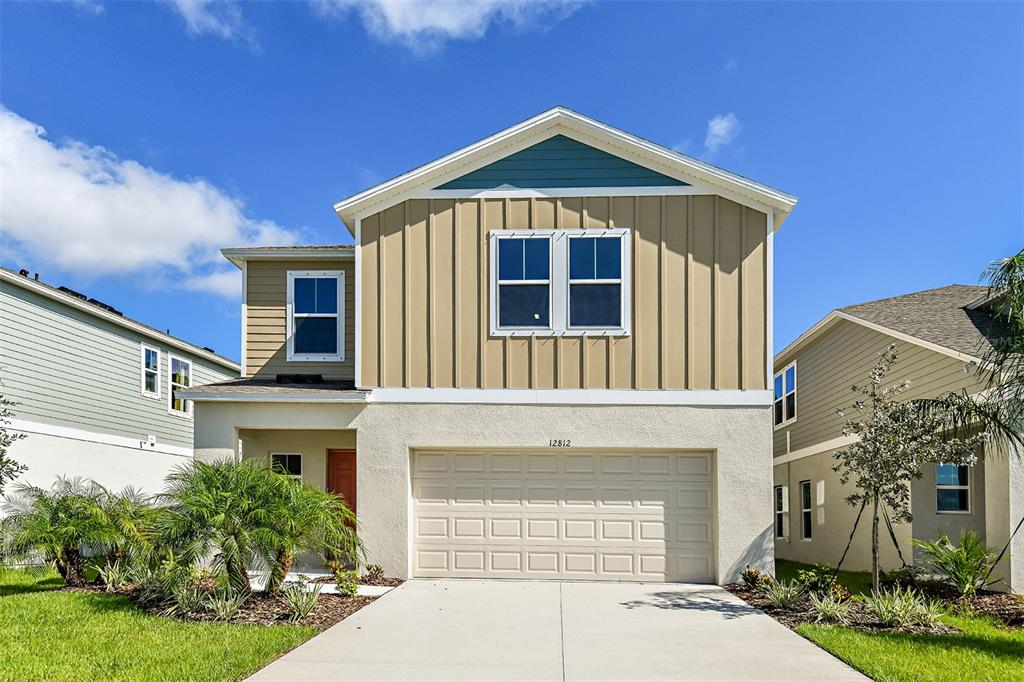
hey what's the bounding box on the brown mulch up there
[724,583,959,635]
[309,574,405,587]
[970,592,1024,627]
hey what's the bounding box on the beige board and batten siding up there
[245,259,355,380]
[774,318,985,456]
[359,196,769,390]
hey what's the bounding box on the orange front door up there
[327,449,357,517]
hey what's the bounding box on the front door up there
[327,449,357,517]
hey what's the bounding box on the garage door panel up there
[411,450,715,582]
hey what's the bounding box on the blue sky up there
[1,1,1021,362]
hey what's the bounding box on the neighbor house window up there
[490,229,630,336]
[774,363,797,427]
[141,345,160,398]
[774,485,788,539]
[936,464,970,513]
[287,271,344,362]
[800,480,812,540]
[271,453,302,479]
[168,355,192,416]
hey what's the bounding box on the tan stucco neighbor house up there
[181,107,798,584]
[772,285,1024,592]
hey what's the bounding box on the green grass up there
[777,560,1024,682]
[0,567,315,682]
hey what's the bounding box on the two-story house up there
[182,107,798,584]
[772,285,1023,592]
[0,267,239,493]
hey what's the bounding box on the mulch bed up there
[725,583,959,634]
[309,575,405,587]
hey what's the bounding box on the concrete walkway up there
[248,580,867,682]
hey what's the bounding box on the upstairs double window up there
[490,229,630,336]
[287,271,345,362]
[774,362,797,427]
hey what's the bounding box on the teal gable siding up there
[435,135,687,189]
[0,280,238,449]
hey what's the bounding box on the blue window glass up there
[937,489,969,512]
[569,284,621,327]
[569,238,595,279]
[498,239,524,280]
[499,238,549,281]
[785,366,796,392]
[595,238,621,279]
[936,464,968,487]
[524,239,549,280]
[316,278,338,314]
[774,374,784,399]
[499,285,549,327]
[294,317,338,354]
[294,278,317,314]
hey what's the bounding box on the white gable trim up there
[775,310,984,370]
[334,107,797,231]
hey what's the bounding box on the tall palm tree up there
[1,477,117,587]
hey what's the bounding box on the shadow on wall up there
[619,589,758,620]
[728,523,776,580]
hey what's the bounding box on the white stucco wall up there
[5,429,190,496]
[194,400,773,585]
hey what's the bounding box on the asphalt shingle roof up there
[840,285,1000,359]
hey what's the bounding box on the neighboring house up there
[772,285,1023,592]
[0,267,239,494]
[182,107,798,584]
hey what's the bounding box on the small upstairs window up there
[936,464,970,513]
[168,355,192,416]
[141,345,160,398]
[497,236,550,328]
[287,271,344,362]
[568,236,623,328]
[774,363,797,427]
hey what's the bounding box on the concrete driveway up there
[248,580,866,682]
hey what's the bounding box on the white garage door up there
[411,450,715,582]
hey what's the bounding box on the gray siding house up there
[0,267,239,493]
[773,286,1023,592]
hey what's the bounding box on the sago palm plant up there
[1,476,117,586]
[264,477,361,594]
[158,459,280,593]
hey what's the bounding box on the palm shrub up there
[1,477,117,586]
[263,476,361,594]
[158,459,281,593]
[103,487,159,567]
[913,530,997,601]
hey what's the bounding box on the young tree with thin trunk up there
[0,389,27,497]
[833,344,986,591]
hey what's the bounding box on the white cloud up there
[0,108,299,298]
[703,113,741,157]
[164,0,258,46]
[313,0,585,53]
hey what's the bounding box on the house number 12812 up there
[548,439,571,447]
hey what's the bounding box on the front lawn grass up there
[0,568,315,682]
[778,560,1024,682]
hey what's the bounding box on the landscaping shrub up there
[865,585,923,628]
[809,591,850,625]
[167,583,207,616]
[795,563,835,593]
[0,477,118,586]
[741,565,765,588]
[759,579,805,609]
[281,577,322,623]
[97,559,131,592]
[206,588,248,621]
[913,530,997,601]
[914,598,947,627]
[366,563,386,583]
[334,569,360,597]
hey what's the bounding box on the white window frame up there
[286,270,345,362]
[140,344,161,399]
[488,228,631,337]
[773,361,798,429]
[774,484,788,539]
[167,354,193,418]
[936,463,971,514]
[800,479,812,541]
[271,452,302,480]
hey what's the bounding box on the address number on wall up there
[548,439,572,447]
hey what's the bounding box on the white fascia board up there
[774,310,983,370]
[366,388,772,406]
[221,248,355,269]
[0,269,239,373]
[773,435,859,465]
[177,390,368,403]
[9,418,193,458]
[333,107,797,231]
